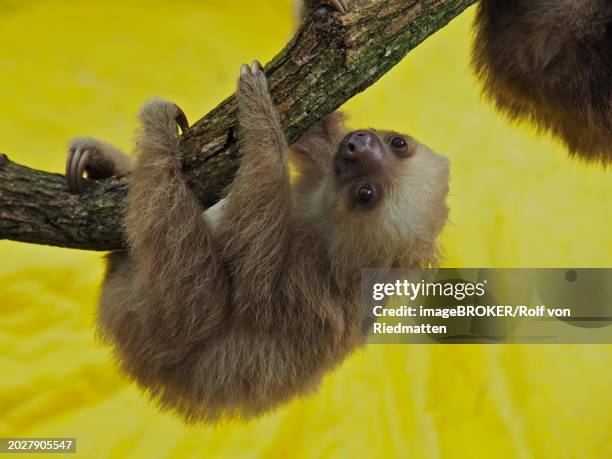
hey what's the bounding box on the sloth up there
[472,0,612,163]
[65,0,450,422]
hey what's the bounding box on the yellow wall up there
[0,1,610,458]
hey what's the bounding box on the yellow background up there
[0,1,610,457]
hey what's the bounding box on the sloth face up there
[321,129,450,267]
[333,129,420,211]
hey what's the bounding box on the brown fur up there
[81,69,449,423]
[65,1,450,423]
[472,0,612,163]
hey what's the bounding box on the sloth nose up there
[343,131,375,161]
[338,131,385,173]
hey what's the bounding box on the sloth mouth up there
[333,150,387,182]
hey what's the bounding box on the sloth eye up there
[357,185,374,203]
[390,136,407,149]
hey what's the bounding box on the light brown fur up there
[65,2,450,423]
[72,72,450,423]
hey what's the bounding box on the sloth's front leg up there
[220,61,292,307]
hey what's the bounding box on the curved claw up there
[251,60,264,74]
[174,104,189,134]
[241,60,265,78]
[240,63,251,77]
[66,147,91,193]
[75,150,91,193]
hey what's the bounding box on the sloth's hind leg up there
[66,137,134,193]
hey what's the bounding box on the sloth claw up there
[238,59,270,108]
[241,60,265,77]
[251,60,264,73]
[174,104,189,134]
[240,63,251,77]
[66,147,92,193]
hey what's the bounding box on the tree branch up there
[0,0,475,251]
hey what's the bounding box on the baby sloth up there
[65,3,449,422]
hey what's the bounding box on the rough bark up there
[0,0,476,251]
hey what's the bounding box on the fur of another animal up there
[472,0,612,163]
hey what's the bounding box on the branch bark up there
[0,0,475,251]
